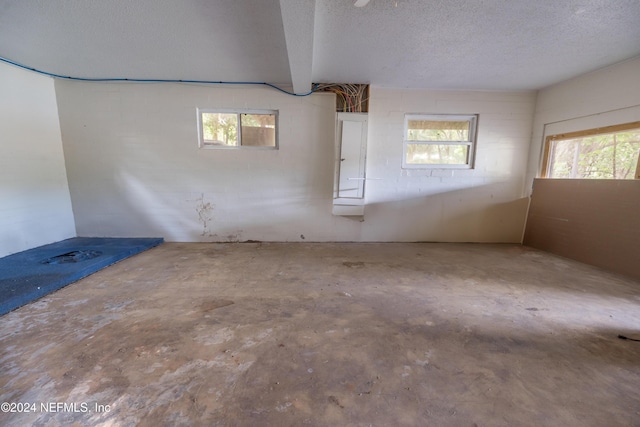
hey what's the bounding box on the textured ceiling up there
[313,0,640,90]
[0,0,639,93]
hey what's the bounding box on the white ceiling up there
[1,0,639,93]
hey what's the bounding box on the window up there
[541,121,640,179]
[403,114,478,168]
[198,109,278,149]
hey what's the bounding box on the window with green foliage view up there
[403,114,478,168]
[543,122,640,179]
[198,109,278,149]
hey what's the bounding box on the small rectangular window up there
[542,121,640,179]
[198,109,278,149]
[403,114,478,168]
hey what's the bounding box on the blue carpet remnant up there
[0,237,163,316]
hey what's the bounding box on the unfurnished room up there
[1,1,640,426]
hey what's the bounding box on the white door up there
[337,113,367,199]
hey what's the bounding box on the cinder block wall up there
[55,82,536,243]
[362,88,535,242]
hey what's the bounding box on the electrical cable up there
[299,82,369,112]
[0,55,318,97]
[326,88,355,112]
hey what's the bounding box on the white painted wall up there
[56,81,535,243]
[56,82,350,242]
[0,62,76,257]
[526,57,640,189]
[361,88,536,242]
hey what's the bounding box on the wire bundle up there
[313,83,369,112]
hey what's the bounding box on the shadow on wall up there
[69,133,527,243]
[63,89,338,243]
[104,177,529,243]
[75,166,336,243]
[362,182,530,243]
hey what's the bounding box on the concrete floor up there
[1,242,639,427]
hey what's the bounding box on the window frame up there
[540,120,640,179]
[197,108,279,150]
[402,113,478,169]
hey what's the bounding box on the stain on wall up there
[194,194,214,237]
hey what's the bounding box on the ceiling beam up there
[279,0,315,95]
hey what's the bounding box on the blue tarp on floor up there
[0,237,163,316]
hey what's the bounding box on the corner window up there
[541,121,640,179]
[198,109,278,149]
[403,114,478,168]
